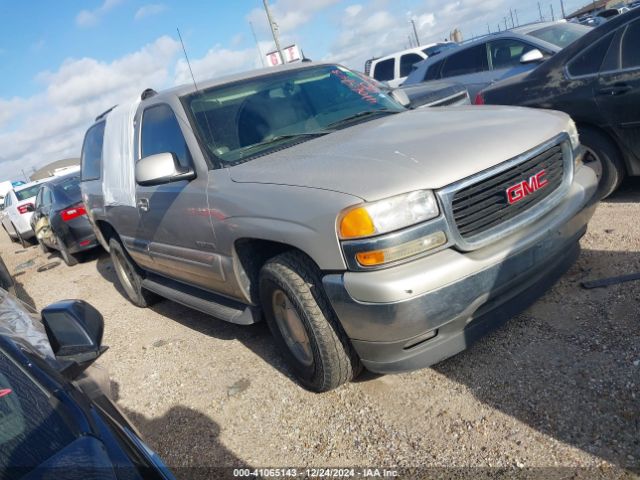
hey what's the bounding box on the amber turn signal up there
[339,207,375,239]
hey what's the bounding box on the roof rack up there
[95,105,117,122]
[141,88,157,100]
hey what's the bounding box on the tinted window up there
[489,39,536,69]
[0,350,76,477]
[400,53,424,77]
[621,21,640,69]
[15,186,41,202]
[43,188,55,206]
[373,58,395,82]
[141,104,192,168]
[441,44,489,78]
[80,122,105,181]
[4,195,11,207]
[528,23,591,48]
[424,60,444,81]
[567,34,614,77]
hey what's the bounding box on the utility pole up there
[249,21,265,67]
[515,9,520,26]
[550,4,555,21]
[487,23,491,34]
[21,169,28,182]
[538,2,544,21]
[560,0,566,18]
[407,35,413,48]
[504,16,508,30]
[510,8,515,27]
[410,19,420,46]
[263,0,284,64]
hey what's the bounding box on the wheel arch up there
[575,121,629,176]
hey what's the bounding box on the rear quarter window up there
[80,122,105,182]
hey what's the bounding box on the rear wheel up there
[259,251,361,392]
[38,237,53,254]
[12,224,27,248]
[109,238,159,308]
[579,127,625,199]
[56,236,78,266]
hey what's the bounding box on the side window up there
[5,195,11,208]
[400,53,424,77]
[441,44,489,78]
[489,39,535,70]
[568,33,614,77]
[35,189,43,207]
[372,58,395,82]
[141,104,192,168]
[43,188,54,206]
[80,122,105,181]
[621,21,640,69]
[0,351,77,473]
[424,59,444,81]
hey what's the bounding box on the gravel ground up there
[2,180,639,479]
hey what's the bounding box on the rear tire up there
[259,251,361,392]
[109,238,159,308]
[57,236,79,266]
[579,126,625,199]
[12,224,27,248]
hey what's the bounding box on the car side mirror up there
[520,49,544,64]
[135,152,196,187]
[41,300,107,378]
[390,88,412,108]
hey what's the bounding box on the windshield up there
[528,23,591,48]
[183,65,404,164]
[14,185,42,202]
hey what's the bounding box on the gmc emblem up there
[506,170,548,205]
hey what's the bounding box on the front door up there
[134,103,224,291]
[595,19,640,170]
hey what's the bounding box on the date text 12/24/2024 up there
[233,468,399,478]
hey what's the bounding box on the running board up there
[141,274,259,325]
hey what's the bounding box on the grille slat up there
[450,144,565,240]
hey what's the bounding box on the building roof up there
[30,158,80,181]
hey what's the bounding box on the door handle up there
[137,198,150,212]
[597,84,632,96]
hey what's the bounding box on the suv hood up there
[229,106,571,202]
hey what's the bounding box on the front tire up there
[109,238,159,308]
[259,251,361,392]
[579,126,625,199]
[12,224,27,248]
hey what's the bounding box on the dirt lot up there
[2,180,639,479]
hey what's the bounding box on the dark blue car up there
[0,283,175,480]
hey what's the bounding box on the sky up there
[0,0,590,180]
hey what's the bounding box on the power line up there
[249,21,265,67]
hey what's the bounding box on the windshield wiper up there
[235,131,331,159]
[327,109,399,129]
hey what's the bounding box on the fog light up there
[355,231,447,267]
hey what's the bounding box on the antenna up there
[177,27,198,91]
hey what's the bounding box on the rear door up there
[595,18,640,170]
[134,102,221,290]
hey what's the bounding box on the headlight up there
[567,120,580,150]
[338,190,439,239]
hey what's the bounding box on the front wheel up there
[579,127,625,199]
[109,238,159,308]
[12,224,27,248]
[259,251,361,392]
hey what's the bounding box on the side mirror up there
[135,152,196,187]
[41,300,107,378]
[390,88,411,108]
[520,49,544,64]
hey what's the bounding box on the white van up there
[366,42,458,87]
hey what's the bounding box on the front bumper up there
[322,163,598,373]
